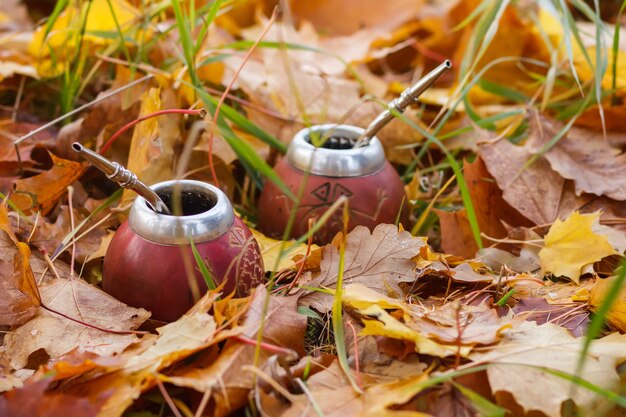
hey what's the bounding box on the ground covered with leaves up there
[1,0,626,416]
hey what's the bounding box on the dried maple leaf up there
[10,151,86,215]
[469,321,626,417]
[251,228,317,272]
[528,117,626,201]
[298,224,426,313]
[2,277,149,370]
[539,211,616,282]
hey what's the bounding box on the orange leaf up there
[0,204,41,326]
[11,152,86,215]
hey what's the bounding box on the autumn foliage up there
[0,0,625,416]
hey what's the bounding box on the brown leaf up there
[465,156,534,236]
[0,205,41,326]
[438,157,535,258]
[63,291,221,417]
[299,224,426,313]
[0,378,110,417]
[528,116,626,201]
[408,301,510,346]
[2,277,149,370]
[11,152,86,215]
[511,298,588,337]
[479,137,565,225]
[28,205,108,264]
[279,360,364,417]
[436,208,479,259]
[470,321,626,416]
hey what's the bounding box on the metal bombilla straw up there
[353,59,452,148]
[71,142,171,215]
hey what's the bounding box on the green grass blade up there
[200,92,287,153]
[194,0,224,54]
[193,86,295,199]
[171,0,199,85]
[611,1,626,104]
[332,205,362,394]
[477,79,529,103]
[451,382,506,417]
[189,237,217,291]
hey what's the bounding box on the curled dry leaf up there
[10,151,86,215]
[589,276,626,332]
[65,290,221,417]
[469,321,626,417]
[165,287,307,417]
[478,136,566,226]
[298,224,426,313]
[120,87,180,207]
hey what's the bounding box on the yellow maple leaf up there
[28,0,140,77]
[250,228,315,272]
[539,211,616,282]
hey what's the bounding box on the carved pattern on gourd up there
[226,225,264,296]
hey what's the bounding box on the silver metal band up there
[286,124,386,177]
[128,180,235,245]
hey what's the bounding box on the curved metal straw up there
[353,59,451,148]
[71,143,171,215]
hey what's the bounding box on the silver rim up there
[128,180,234,245]
[286,124,386,177]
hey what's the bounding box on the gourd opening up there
[148,188,217,216]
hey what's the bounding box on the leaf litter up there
[0,1,625,416]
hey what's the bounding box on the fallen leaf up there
[0,378,110,417]
[539,211,616,282]
[29,205,108,264]
[28,0,140,77]
[10,151,86,215]
[438,157,534,258]
[66,290,221,417]
[478,136,566,226]
[120,87,180,207]
[299,224,426,313]
[358,304,468,358]
[511,298,588,337]
[406,301,511,346]
[470,321,626,416]
[436,208,479,259]
[589,276,626,332]
[0,204,41,327]
[251,228,317,272]
[2,276,149,370]
[478,247,540,274]
[528,116,626,201]
[166,288,307,417]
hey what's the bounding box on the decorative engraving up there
[312,183,331,202]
